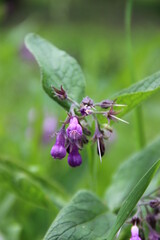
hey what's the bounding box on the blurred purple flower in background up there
[42,115,57,144]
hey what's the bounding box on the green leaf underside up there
[25,33,85,110]
[105,137,160,211]
[113,71,160,117]
[0,157,68,209]
[107,160,160,240]
[44,190,116,240]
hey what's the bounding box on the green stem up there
[88,143,97,192]
[125,0,146,148]
[125,0,134,84]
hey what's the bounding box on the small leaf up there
[105,137,160,211]
[107,159,160,240]
[25,33,85,110]
[113,71,160,117]
[0,157,69,209]
[44,190,116,240]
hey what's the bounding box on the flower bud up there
[100,99,114,109]
[50,127,66,159]
[130,225,141,240]
[68,145,82,167]
[52,85,67,100]
[66,117,82,140]
[104,108,128,124]
[149,199,160,208]
[81,96,94,106]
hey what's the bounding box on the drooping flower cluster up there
[121,188,160,240]
[50,85,128,167]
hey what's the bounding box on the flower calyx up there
[93,123,105,163]
[52,85,67,100]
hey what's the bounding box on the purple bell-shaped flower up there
[68,145,82,167]
[130,225,141,240]
[66,117,82,140]
[50,127,66,160]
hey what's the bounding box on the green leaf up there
[113,71,160,117]
[44,190,116,240]
[0,157,69,210]
[107,159,160,240]
[105,137,160,211]
[25,33,85,110]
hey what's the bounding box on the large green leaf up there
[113,71,160,117]
[107,159,160,240]
[44,190,116,240]
[25,33,85,110]
[105,137,160,211]
[0,157,69,209]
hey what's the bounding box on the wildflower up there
[93,123,105,163]
[104,108,129,124]
[52,85,67,100]
[68,145,82,167]
[49,84,128,167]
[148,230,160,240]
[130,225,141,240]
[147,212,160,240]
[42,115,57,144]
[80,105,93,116]
[80,97,94,116]
[81,96,94,106]
[95,99,126,109]
[149,199,160,208]
[50,126,66,159]
[66,117,82,141]
[99,99,115,109]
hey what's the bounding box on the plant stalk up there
[125,0,146,148]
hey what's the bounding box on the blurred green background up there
[0,0,160,239]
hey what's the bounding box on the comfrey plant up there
[127,188,160,240]
[25,33,160,240]
[50,86,127,167]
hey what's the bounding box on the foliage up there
[24,34,160,239]
[1,16,160,240]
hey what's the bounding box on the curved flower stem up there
[67,96,80,107]
[125,0,146,148]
